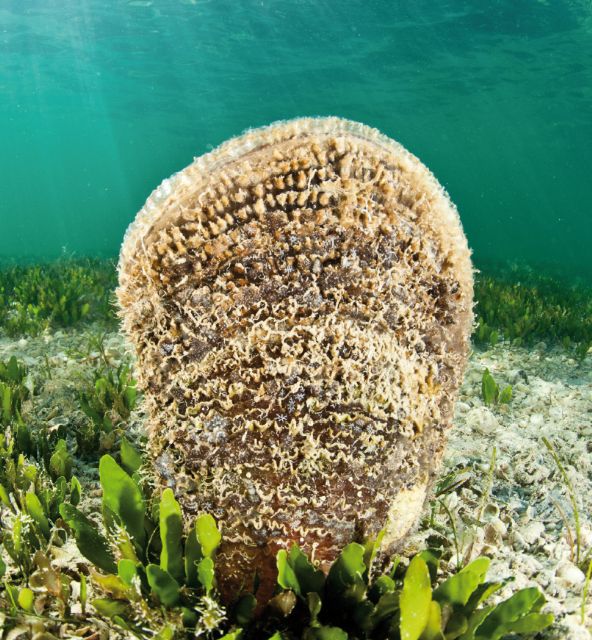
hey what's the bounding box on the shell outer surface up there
[117,116,473,601]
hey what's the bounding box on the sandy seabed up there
[433,343,592,640]
[1,326,591,639]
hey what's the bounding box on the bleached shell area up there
[1,326,591,638]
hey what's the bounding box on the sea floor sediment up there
[411,341,592,639]
[1,325,591,638]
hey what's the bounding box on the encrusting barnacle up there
[117,116,474,604]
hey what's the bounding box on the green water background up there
[1,0,591,282]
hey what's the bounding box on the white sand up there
[421,343,592,639]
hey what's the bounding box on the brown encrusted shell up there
[117,117,473,603]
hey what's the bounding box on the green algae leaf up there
[17,587,34,612]
[459,606,494,640]
[15,421,33,456]
[370,591,399,629]
[304,627,348,640]
[464,580,505,612]
[92,571,133,599]
[182,606,198,627]
[4,582,19,610]
[112,523,140,562]
[418,549,441,583]
[289,544,325,595]
[326,542,367,601]
[277,549,300,594]
[307,591,322,622]
[499,385,512,404]
[198,556,215,594]
[9,517,24,560]
[92,597,129,619]
[99,454,145,549]
[146,563,180,607]
[80,573,87,612]
[25,492,50,539]
[0,483,10,507]
[118,558,138,586]
[434,557,490,606]
[196,513,221,558]
[21,459,38,485]
[154,625,175,640]
[420,601,444,640]
[120,437,143,475]
[124,386,137,412]
[367,574,396,605]
[232,593,256,625]
[112,614,137,631]
[184,525,203,587]
[446,612,468,638]
[481,369,498,406]
[495,612,555,634]
[363,529,386,573]
[70,475,81,506]
[159,488,183,581]
[60,502,117,573]
[49,438,73,480]
[352,598,378,634]
[267,634,283,640]
[220,631,244,640]
[6,356,22,383]
[276,544,325,597]
[1,383,12,423]
[474,587,551,640]
[400,556,432,640]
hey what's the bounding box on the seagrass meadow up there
[1,1,592,638]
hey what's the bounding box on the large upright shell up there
[117,117,473,602]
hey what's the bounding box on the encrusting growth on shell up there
[117,117,473,603]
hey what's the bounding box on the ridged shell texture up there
[117,117,473,602]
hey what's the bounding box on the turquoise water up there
[1,0,591,281]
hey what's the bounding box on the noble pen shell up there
[117,116,474,604]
